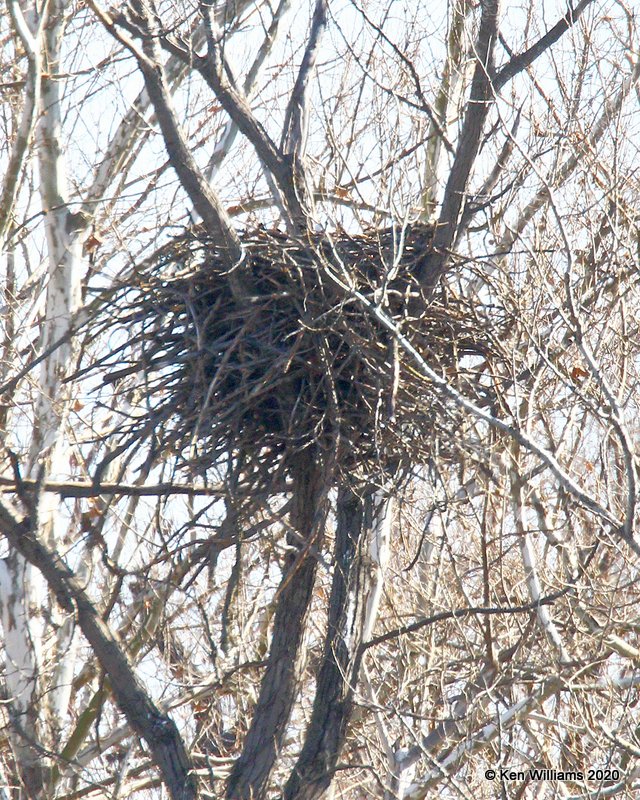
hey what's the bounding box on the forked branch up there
[0,499,197,800]
[417,0,598,290]
[415,0,500,290]
[91,0,252,299]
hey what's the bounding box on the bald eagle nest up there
[88,224,494,495]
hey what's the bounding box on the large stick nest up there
[88,224,495,494]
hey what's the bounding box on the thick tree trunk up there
[284,483,392,800]
[226,450,326,800]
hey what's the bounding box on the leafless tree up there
[2,1,640,799]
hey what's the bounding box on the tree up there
[1,1,640,799]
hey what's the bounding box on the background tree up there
[1,1,640,799]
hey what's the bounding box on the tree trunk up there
[0,2,84,794]
[226,450,326,800]
[284,483,392,800]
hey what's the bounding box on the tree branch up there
[494,0,596,91]
[415,0,500,290]
[280,0,328,216]
[207,0,293,181]
[0,500,197,800]
[85,0,257,214]
[416,0,598,290]
[226,452,327,800]
[0,477,223,498]
[0,1,47,252]
[362,589,569,652]
[282,0,327,156]
[93,0,252,300]
[403,676,560,799]
[197,1,306,229]
[284,487,392,800]
[318,261,638,553]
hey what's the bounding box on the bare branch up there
[91,0,253,299]
[85,0,259,213]
[197,1,307,229]
[0,1,46,251]
[207,0,292,180]
[331,272,636,551]
[284,488,392,800]
[362,589,571,652]
[0,477,223,498]
[280,0,328,216]
[417,0,600,289]
[403,676,561,799]
[0,500,197,800]
[415,0,500,289]
[494,0,597,92]
[226,452,328,800]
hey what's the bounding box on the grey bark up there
[415,0,596,291]
[415,0,501,291]
[226,450,327,800]
[0,500,198,800]
[284,484,385,800]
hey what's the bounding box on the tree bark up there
[226,450,326,800]
[0,499,198,800]
[0,2,86,794]
[284,484,392,800]
[415,0,501,291]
